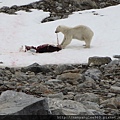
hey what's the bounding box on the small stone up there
[107,93,116,98]
[114,81,120,87]
[77,78,96,90]
[101,97,120,109]
[110,86,120,93]
[113,55,120,59]
[55,64,75,74]
[57,72,81,85]
[64,92,75,100]
[74,93,100,104]
[47,92,64,100]
[84,68,102,80]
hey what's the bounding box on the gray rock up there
[101,97,120,109]
[12,72,28,81]
[111,0,120,3]
[88,56,112,66]
[21,63,51,74]
[45,79,63,88]
[7,9,16,14]
[10,5,18,9]
[81,101,104,115]
[47,92,64,100]
[0,79,3,85]
[48,98,93,115]
[4,70,12,80]
[113,55,120,59]
[2,81,16,89]
[77,78,96,90]
[31,84,53,95]
[74,93,100,104]
[110,86,120,93]
[84,68,102,81]
[55,64,75,74]
[0,69,4,77]
[100,2,106,8]
[0,6,9,12]
[57,72,81,85]
[47,79,62,83]
[107,93,116,98]
[114,81,120,87]
[64,92,75,100]
[0,90,50,115]
[105,60,120,68]
[102,60,120,80]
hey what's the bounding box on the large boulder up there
[0,90,50,115]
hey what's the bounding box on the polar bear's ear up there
[58,25,61,28]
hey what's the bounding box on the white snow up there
[0,1,120,67]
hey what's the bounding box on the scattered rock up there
[21,63,51,74]
[88,56,112,66]
[48,98,97,115]
[0,59,120,115]
[77,78,96,90]
[74,93,100,104]
[110,86,120,94]
[84,68,102,81]
[55,64,75,75]
[0,0,119,22]
[47,92,64,100]
[57,72,81,85]
[101,97,120,109]
[113,55,120,59]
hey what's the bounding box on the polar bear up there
[55,25,94,49]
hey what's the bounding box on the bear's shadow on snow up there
[66,45,84,50]
[65,45,94,50]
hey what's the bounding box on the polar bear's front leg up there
[84,39,91,48]
[60,36,72,49]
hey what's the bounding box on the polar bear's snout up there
[55,30,58,33]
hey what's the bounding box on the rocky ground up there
[0,0,120,22]
[0,56,120,116]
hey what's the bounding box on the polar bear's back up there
[72,25,93,35]
[71,25,94,40]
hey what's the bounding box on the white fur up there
[55,25,94,49]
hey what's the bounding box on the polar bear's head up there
[55,25,69,34]
[55,25,62,33]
